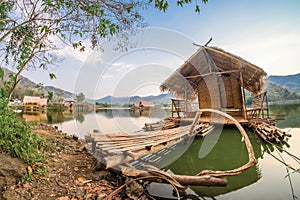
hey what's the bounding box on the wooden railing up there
[246,92,269,120]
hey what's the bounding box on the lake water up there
[20,104,300,199]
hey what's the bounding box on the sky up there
[22,0,300,99]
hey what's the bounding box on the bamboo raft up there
[85,123,212,168]
[249,120,291,143]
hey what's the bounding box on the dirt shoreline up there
[0,123,146,200]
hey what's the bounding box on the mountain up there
[1,68,75,99]
[264,80,300,102]
[93,93,174,104]
[44,86,74,99]
[93,80,300,104]
[267,73,300,93]
[2,68,37,88]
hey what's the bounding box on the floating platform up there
[85,123,213,168]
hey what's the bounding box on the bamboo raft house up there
[160,45,290,143]
[160,46,266,124]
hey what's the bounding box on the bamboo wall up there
[198,74,244,121]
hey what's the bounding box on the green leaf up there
[0,21,5,28]
[153,0,169,12]
[79,46,85,52]
[195,5,200,13]
[177,1,183,7]
[39,63,45,69]
[40,26,48,34]
[0,67,4,80]
[49,73,56,79]
[73,30,79,35]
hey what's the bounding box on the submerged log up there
[119,165,227,187]
[137,171,227,186]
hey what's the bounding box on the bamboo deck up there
[84,115,284,171]
[85,126,191,168]
[84,123,213,169]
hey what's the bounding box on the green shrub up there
[0,108,45,165]
[0,88,9,109]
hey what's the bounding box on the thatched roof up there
[40,98,48,106]
[23,96,41,104]
[160,46,267,100]
[23,96,48,106]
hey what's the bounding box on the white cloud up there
[224,32,300,75]
[111,62,136,72]
[58,43,92,63]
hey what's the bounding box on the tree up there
[56,91,64,103]
[0,0,208,101]
[150,0,208,13]
[47,91,53,102]
[0,0,144,100]
[76,92,85,103]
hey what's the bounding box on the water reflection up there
[21,109,74,124]
[95,108,170,119]
[22,110,48,122]
[146,127,263,198]
[21,108,170,138]
[269,104,300,128]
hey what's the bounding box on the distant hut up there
[160,46,268,124]
[23,96,48,111]
[23,96,41,110]
[133,101,155,110]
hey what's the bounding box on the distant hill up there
[91,80,300,104]
[264,80,300,102]
[2,68,37,88]
[268,73,300,93]
[44,86,74,99]
[92,93,174,104]
[1,68,74,99]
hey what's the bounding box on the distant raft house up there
[160,46,269,125]
[133,101,155,110]
[23,96,47,111]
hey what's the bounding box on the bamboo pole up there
[249,120,289,143]
[184,69,242,79]
[240,70,248,120]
